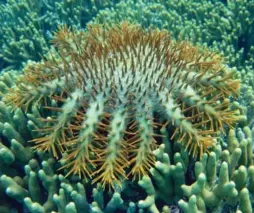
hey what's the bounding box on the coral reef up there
[0,73,253,212]
[0,0,120,70]
[0,0,253,212]
[92,0,254,69]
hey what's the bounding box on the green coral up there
[0,0,120,70]
[0,90,253,212]
[0,0,254,212]
[92,0,254,69]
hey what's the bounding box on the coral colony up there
[4,22,240,190]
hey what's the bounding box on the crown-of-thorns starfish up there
[4,22,240,189]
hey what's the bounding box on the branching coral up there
[3,22,240,190]
[0,0,121,70]
[92,0,254,69]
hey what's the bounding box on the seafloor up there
[0,0,253,213]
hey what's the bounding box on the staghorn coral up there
[0,89,253,213]
[3,22,240,190]
[0,0,120,71]
[0,71,252,213]
[92,0,254,69]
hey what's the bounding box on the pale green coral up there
[92,0,254,69]
[0,0,120,70]
[0,101,253,212]
[0,0,254,212]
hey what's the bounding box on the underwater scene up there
[0,0,253,213]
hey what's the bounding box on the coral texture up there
[3,22,240,190]
[0,1,253,212]
[0,84,253,212]
[0,0,120,70]
[92,0,254,70]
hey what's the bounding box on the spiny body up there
[4,22,240,189]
